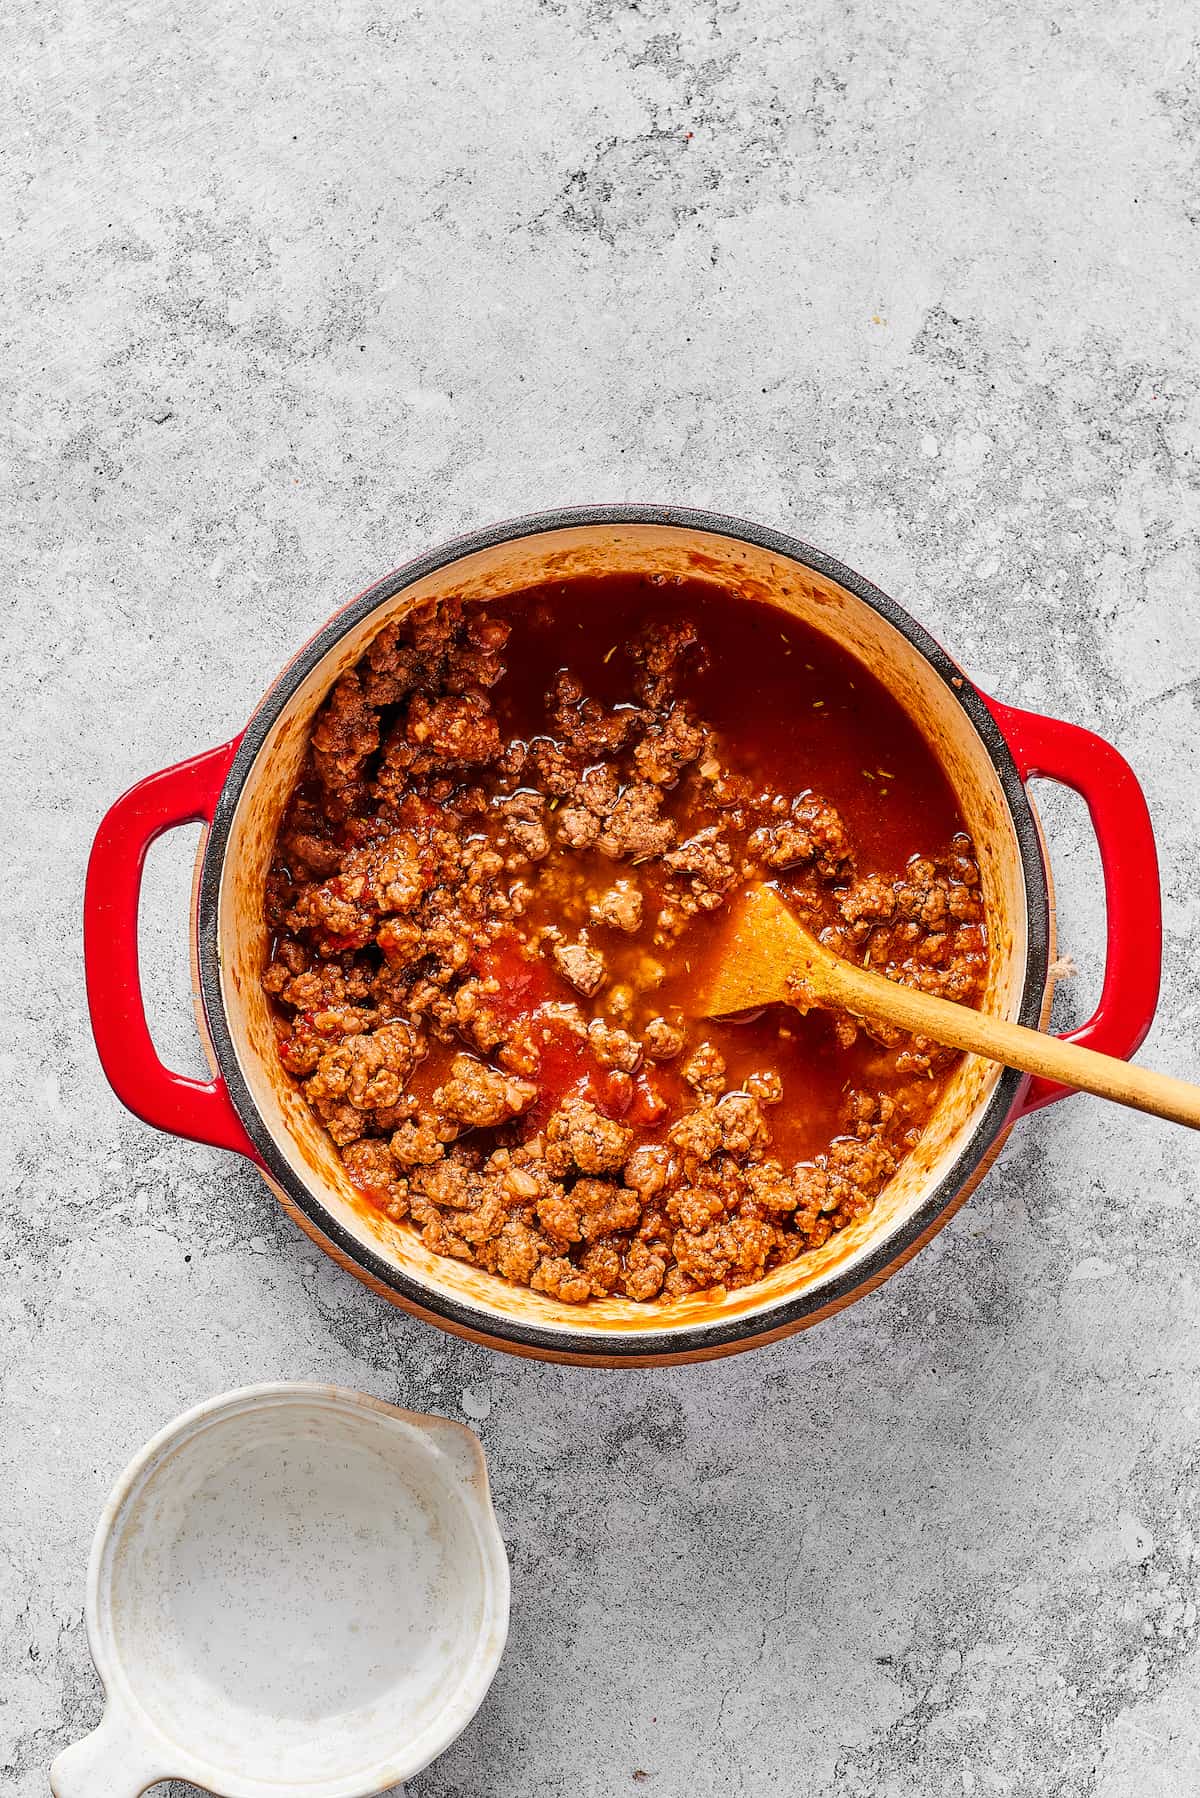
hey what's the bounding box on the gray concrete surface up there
[4,2,1200,1793]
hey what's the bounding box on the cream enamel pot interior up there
[84,507,1162,1365]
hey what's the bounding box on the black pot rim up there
[196,504,1048,1362]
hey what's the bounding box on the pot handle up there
[50,1700,168,1798]
[84,739,261,1160]
[984,696,1162,1116]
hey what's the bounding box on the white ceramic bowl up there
[50,1384,510,1798]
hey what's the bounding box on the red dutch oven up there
[84,508,1161,1365]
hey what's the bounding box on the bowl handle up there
[84,740,261,1160]
[50,1701,167,1798]
[984,696,1162,1116]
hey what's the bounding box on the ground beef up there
[433,1053,537,1129]
[551,939,607,996]
[264,580,990,1307]
[548,669,642,759]
[840,872,896,926]
[555,764,622,850]
[628,617,708,709]
[587,1019,642,1072]
[498,792,550,863]
[596,782,676,861]
[748,794,854,879]
[643,1017,685,1061]
[663,826,738,910]
[389,1118,445,1167]
[544,1095,634,1176]
[634,707,707,785]
[405,691,500,764]
[746,1069,783,1106]
[715,1091,770,1155]
[306,1022,418,1113]
[342,1139,409,1217]
[683,1042,726,1096]
[590,880,644,933]
[309,670,379,808]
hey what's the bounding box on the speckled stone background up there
[5,2,1200,1793]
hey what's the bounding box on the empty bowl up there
[50,1383,509,1797]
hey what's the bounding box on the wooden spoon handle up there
[823,958,1200,1130]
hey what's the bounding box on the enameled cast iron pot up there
[85,508,1163,1366]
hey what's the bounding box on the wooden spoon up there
[696,883,1200,1130]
